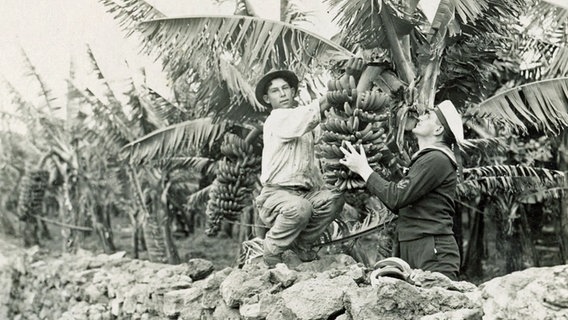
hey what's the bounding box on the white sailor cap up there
[434,100,464,144]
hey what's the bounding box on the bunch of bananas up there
[205,134,260,236]
[326,76,357,105]
[318,71,396,191]
[17,170,49,220]
[220,133,255,161]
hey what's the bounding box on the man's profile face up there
[412,109,444,138]
[263,78,295,109]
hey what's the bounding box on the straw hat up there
[254,70,299,107]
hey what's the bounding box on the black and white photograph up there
[1,0,567,319]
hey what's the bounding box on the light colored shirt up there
[260,100,321,189]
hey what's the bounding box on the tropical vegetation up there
[0,0,567,282]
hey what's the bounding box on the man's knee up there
[282,200,312,223]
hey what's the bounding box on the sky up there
[0,0,339,125]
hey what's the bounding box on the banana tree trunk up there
[462,198,485,278]
[497,200,524,273]
[158,181,180,264]
[144,197,179,264]
[92,203,116,254]
[144,175,180,264]
[129,167,164,262]
[239,206,254,243]
[59,171,79,253]
[143,209,169,263]
[380,6,415,84]
[416,53,443,112]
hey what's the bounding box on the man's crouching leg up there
[259,196,313,268]
[293,190,345,261]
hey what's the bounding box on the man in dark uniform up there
[339,100,463,280]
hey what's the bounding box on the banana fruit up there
[206,133,262,235]
[359,90,391,112]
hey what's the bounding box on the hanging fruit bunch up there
[17,169,49,246]
[17,170,49,220]
[205,133,261,236]
[318,60,408,192]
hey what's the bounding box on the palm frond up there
[162,156,215,172]
[515,1,568,78]
[283,1,313,25]
[519,186,568,204]
[67,80,134,146]
[98,0,165,37]
[205,78,268,123]
[218,56,264,112]
[452,0,489,24]
[234,0,256,16]
[327,0,390,50]
[460,137,509,154]
[126,81,167,132]
[147,87,192,123]
[2,77,40,121]
[137,15,354,82]
[19,48,57,114]
[185,185,212,210]
[524,0,568,39]
[121,118,227,166]
[465,165,563,182]
[471,77,568,135]
[459,164,564,196]
[2,77,64,143]
[544,46,568,77]
[320,196,396,246]
[85,45,127,110]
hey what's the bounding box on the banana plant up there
[99,0,568,270]
[1,48,122,252]
[98,0,354,244]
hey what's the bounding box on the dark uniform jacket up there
[366,144,457,241]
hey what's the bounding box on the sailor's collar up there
[410,143,457,167]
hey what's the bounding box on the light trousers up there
[255,186,344,255]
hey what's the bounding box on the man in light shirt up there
[254,70,345,268]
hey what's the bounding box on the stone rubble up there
[1,240,567,320]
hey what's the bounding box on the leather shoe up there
[290,243,319,262]
[263,252,283,268]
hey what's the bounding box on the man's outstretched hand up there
[339,141,374,182]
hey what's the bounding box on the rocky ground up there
[1,234,568,320]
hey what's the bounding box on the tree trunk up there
[379,6,415,84]
[143,211,169,263]
[160,201,180,264]
[133,224,140,259]
[519,205,539,267]
[145,177,180,264]
[453,202,463,265]
[129,167,175,263]
[92,204,116,254]
[60,176,79,253]
[462,199,485,279]
[495,201,524,273]
[416,53,443,112]
[239,206,254,243]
